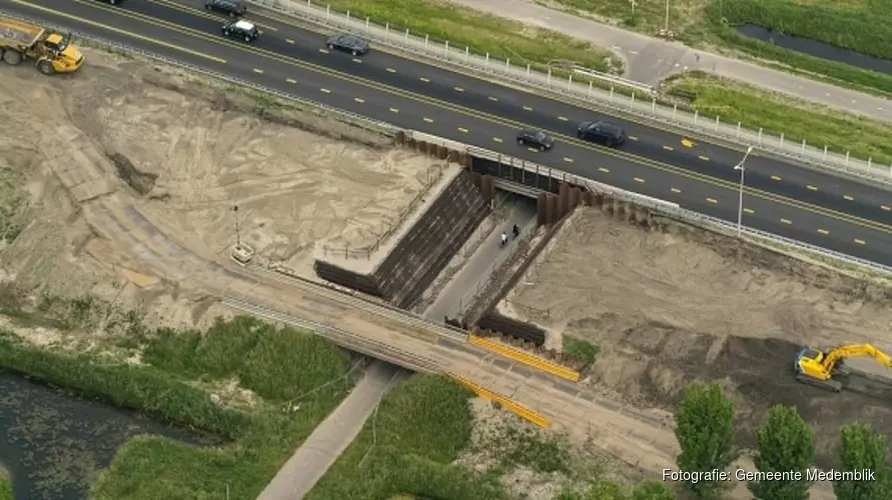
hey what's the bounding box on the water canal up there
[735,23,892,75]
[0,371,206,500]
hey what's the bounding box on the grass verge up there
[0,476,11,500]
[306,374,508,499]
[664,71,892,164]
[0,315,358,499]
[308,0,616,73]
[562,335,599,370]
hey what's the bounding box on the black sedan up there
[326,34,370,56]
[516,130,555,151]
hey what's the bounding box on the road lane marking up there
[458,127,468,133]
[454,87,464,92]
[558,116,568,121]
[70,3,892,239]
[319,48,329,54]
[698,155,709,161]
[844,195,854,201]
[681,138,695,148]
[320,88,331,93]
[662,145,673,151]
[806,185,818,191]
[389,107,399,113]
[706,198,717,204]
[818,229,830,235]
[285,39,295,44]
[563,157,574,163]
[354,97,365,103]
[744,208,754,214]
[493,137,503,143]
[634,177,644,183]
[423,117,433,123]
[855,239,866,245]
[286,78,297,83]
[671,188,681,193]
[252,68,264,74]
[527,147,539,152]
[386,68,396,73]
[352,58,362,63]
[771,175,782,181]
[598,167,610,173]
[781,218,792,224]
[489,96,499,101]
[420,77,430,82]
[523,106,533,111]
[628,136,638,141]
[882,205,891,211]
[12,0,228,63]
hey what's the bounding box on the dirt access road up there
[503,207,892,475]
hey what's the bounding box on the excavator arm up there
[795,343,892,392]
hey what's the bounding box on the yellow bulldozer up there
[795,343,892,392]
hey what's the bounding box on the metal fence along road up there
[250,0,892,186]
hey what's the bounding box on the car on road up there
[516,129,555,151]
[577,120,626,147]
[205,0,246,17]
[326,34,369,56]
[222,19,259,42]
[94,0,123,4]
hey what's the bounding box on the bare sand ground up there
[501,206,892,472]
[0,48,438,334]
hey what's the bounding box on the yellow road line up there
[354,97,364,103]
[598,167,610,173]
[493,137,503,143]
[781,218,792,224]
[818,229,830,235]
[698,155,710,161]
[447,373,549,428]
[151,0,277,30]
[286,78,297,83]
[468,336,580,382]
[12,0,227,63]
[634,177,645,183]
[671,187,681,193]
[744,208,755,214]
[706,198,718,204]
[458,127,468,133]
[807,185,818,191]
[59,0,892,238]
[855,239,866,245]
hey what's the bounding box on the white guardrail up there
[250,0,892,186]
[9,10,891,278]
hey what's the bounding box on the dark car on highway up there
[326,34,370,56]
[222,19,259,42]
[577,120,626,147]
[205,0,246,17]
[516,129,555,151]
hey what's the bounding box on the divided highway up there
[7,0,892,265]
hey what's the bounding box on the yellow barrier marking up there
[286,78,297,83]
[818,229,830,235]
[558,116,569,121]
[807,185,818,191]
[855,239,866,245]
[493,137,503,143]
[458,127,469,133]
[12,0,227,63]
[354,97,365,103]
[320,88,331,93]
[844,195,854,201]
[771,175,782,181]
[285,38,295,44]
[706,197,718,204]
[489,96,499,102]
[781,218,792,224]
[454,86,464,92]
[523,106,533,111]
[698,155,710,161]
[448,373,549,428]
[420,77,430,82]
[681,138,695,148]
[598,167,610,173]
[628,135,638,141]
[634,177,645,183]
[670,187,681,193]
[423,117,434,123]
[252,68,264,74]
[662,145,674,151]
[744,208,755,214]
[386,68,396,73]
[468,336,580,382]
[389,107,399,113]
[563,157,574,163]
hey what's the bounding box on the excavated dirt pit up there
[501,206,892,467]
[0,47,439,335]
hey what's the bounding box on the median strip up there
[447,373,549,428]
[468,335,580,382]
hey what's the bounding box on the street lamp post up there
[232,205,241,246]
[734,146,755,237]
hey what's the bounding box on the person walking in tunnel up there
[500,231,508,248]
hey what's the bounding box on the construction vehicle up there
[0,17,84,75]
[795,343,892,392]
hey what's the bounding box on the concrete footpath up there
[445,0,892,123]
[257,360,402,500]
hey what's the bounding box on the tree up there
[632,480,676,499]
[674,382,737,499]
[748,405,815,500]
[834,423,892,500]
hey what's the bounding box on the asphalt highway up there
[6,0,892,265]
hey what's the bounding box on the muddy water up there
[0,371,205,500]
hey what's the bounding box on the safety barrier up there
[249,0,892,187]
[447,373,550,428]
[469,335,581,382]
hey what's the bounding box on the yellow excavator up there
[795,343,892,392]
